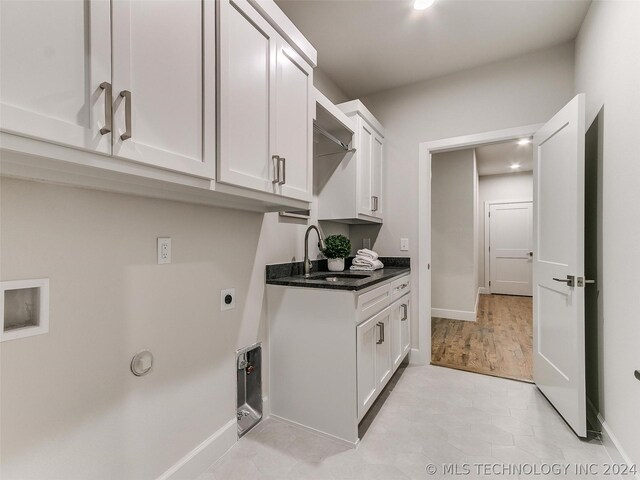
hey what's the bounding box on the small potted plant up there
[322,234,352,272]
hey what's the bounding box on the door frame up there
[484,199,533,295]
[415,123,543,365]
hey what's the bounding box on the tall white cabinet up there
[217,0,313,202]
[0,0,111,154]
[317,99,385,224]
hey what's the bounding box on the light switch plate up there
[400,238,409,251]
[363,238,371,249]
[157,237,171,264]
[221,288,236,311]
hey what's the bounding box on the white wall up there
[477,172,533,289]
[431,149,477,317]
[0,75,350,480]
[575,0,640,465]
[357,42,575,344]
[313,67,349,105]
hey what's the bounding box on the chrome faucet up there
[304,225,325,277]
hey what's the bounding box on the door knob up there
[553,275,575,287]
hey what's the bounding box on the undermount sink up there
[308,273,371,282]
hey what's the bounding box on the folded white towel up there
[356,248,379,260]
[350,259,384,271]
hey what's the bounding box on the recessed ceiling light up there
[518,138,531,145]
[414,0,435,10]
[510,163,521,169]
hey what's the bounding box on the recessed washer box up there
[1,278,49,342]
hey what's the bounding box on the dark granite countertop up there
[265,257,410,292]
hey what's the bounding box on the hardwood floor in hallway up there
[431,294,533,382]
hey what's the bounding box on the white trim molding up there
[156,418,237,480]
[587,399,639,479]
[417,124,543,365]
[431,308,476,322]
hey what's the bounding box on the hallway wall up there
[357,42,575,346]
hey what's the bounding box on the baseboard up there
[409,347,427,365]
[478,287,489,295]
[262,395,270,417]
[474,288,481,315]
[431,307,476,322]
[587,399,638,478]
[156,418,237,480]
[269,413,358,448]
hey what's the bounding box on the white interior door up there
[489,202,533,296]
[112,0,215,178]
[533,93,586,437]
[0,0,111,154]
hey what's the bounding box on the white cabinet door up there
[111,0,214,178]
[274,38,313,201]
[356,315,378,421]
[390,299,403,370]
[357,119,373,216]
[400,295,411,360]
[217,0,278,193]
[375,307,392,388]
[0,0,111,154]
[371,133,383,219]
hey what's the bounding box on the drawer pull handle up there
[99,82,112,135]
[396,283,408,291]
[272,155,280,184]
[376,322,384,344]
[119,90,132,141]
[401,304,408,321]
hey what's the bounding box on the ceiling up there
[276,0,591,98]
[475,139,533,176]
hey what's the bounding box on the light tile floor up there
[201,365,613,480]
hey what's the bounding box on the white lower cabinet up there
[268,273,410,445]
[391,294,411,370]
[356,314,379,420]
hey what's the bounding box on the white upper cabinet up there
[357,120,373,215]
[0,0,316,212]
[111,0,215,178]
[0,0,111,154]
[274,39,313,201]
[217,0,313,202]
[371,132,383,218]
[217,0,278,194]
[317,99,384,224]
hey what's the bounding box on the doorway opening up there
[428,138,534,382]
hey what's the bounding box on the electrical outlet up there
[400,238,409,251]
[363,238,371,249]
[221,288,236,311]
[157,237,171,264]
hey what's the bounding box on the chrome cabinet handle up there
[99,82,112,135]
[396,283,408,291]
[279,157,286,185]
[119,90,132,141]
[371,196,379,212]
[272,155,280,184]
[401,304,408,321]
[553,275,575,287]
[376,322,384,344]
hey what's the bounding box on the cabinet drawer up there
[390,275,411,300]
[357,283,391,323]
